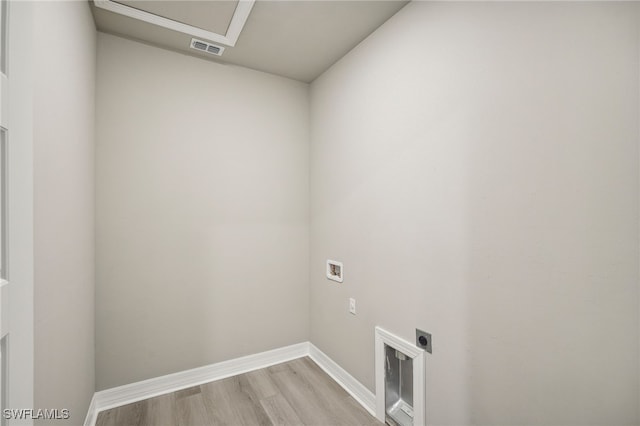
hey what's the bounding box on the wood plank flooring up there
[95,357,381,426]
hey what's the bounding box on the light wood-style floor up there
[96,357,381,426]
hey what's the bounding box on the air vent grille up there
[192,41,208,51]
[190,38,224,56]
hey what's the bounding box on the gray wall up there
[309,2,639,425]
[96,34,309,390]
[33,1,96,423]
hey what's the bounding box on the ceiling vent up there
[190,38,225,56]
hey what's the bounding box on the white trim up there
[7,2,35,422]
[376,326,422,359]
[224,0,254,46]
[0,279,7,338]
[84,341,379,426]
[375,326,426,425]
[85,342,309,426]
[308,343,376,416]
[82,394,98,426]
[93,0,255,47]
[0,74,7,129]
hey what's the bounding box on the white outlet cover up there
[326,259,343,283]
[349,298,356,315]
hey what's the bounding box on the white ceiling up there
[91,0,408,82]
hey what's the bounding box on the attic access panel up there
[94,0,255,47]
[115,0,238,35]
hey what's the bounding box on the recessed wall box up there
[326,259,343,283]
[375,327,426,425]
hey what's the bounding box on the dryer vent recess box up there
[327,260,343,283]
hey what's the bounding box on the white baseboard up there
[308,343,376,416]
[84,342,309,426]
[83,394,98,426]
[84,341,376,426]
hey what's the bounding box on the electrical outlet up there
[416,328,432,353]
[349,298,356,315]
